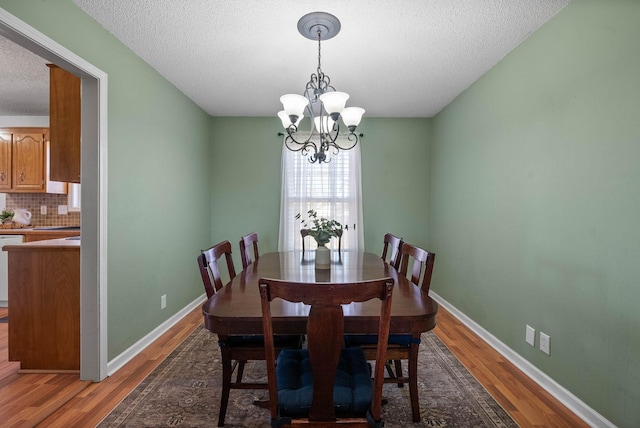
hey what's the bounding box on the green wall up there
[0,1,213,359]
[209,117,431,268]
[430,1,640,426]
[360,118,431,252]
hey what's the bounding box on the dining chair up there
[239,231,259,269]
[385,242,435,422]
[197,241,236,298]
[198,240,302,426]
[301,228,343,253]
[346,233,403,387]
[381,233,403,269]
[259,277,394,427]
[345,241,435,422]
[300,228,311,253]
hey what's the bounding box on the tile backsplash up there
[5,193,80,227]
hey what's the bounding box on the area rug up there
[98,327,518,427]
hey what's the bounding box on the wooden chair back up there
[239,232,259,269]
[197,241,236,298]
[381,233,403,270]
[259,277,394,425]
[300,229,311,253]
[398,243,435,294]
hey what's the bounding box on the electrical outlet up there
[58,205,68,215]
[539,332,550,355]
[161,294,167,310]
[526,325,535,347]
[40,205,47,215]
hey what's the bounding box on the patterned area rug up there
[99,327,518,427]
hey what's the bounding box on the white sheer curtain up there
[278,139,364,252]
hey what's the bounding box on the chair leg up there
[236,360,247,383]
[409,343,421,423]
[394,359,404,387]
[384,360,396,379]
[218,351,233,427]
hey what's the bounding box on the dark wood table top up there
[201,251,438,337]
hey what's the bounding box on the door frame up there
[0,7,108,381]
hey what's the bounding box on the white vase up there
[315,245,331,269]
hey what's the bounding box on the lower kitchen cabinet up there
[5,239,80,371]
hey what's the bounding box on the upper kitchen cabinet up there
[0,131,11,191]
[11,130,44,191]
[0,128,67,194]
[48,64,81,183]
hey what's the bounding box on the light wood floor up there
[0,305,588,427]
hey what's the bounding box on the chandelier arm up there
[283,136,307,153]
[307,75,318,94]
[330,132,360,151]
[303,140,319,156]
[343,132,361,150]
[322,122,340,144]
[284,119,315,147]
[327,143,340,157]
[284,130,317,154]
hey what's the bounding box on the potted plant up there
[296,210,347,269]
[0,209,14,224]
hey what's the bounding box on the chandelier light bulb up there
[319,91,349,120]
[278,110,291,128]
[340,107,365,131]
[280,94,309,125]
[313,116,336,134]
[278,110,304,129]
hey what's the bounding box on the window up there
[67,183,81,212]
[278,140,363,251]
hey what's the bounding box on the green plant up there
[0,209,14,222]
[295,209,348,246]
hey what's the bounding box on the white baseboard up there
[106,294,206,376]
[430,291,615,428]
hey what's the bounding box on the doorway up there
[0,9,107,381]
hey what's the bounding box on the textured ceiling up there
[0,36,50,116]
[1,0,569,118]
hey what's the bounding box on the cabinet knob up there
[0,172,4,181]
[20,172,25,182]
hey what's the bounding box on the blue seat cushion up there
[220,335,302,348]
[344,334,413,347]
[275,347,372,417]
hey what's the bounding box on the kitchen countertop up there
[0,227,80,233]
[1,228,80,249]
[0,228,80,237]
[3,237,80,250]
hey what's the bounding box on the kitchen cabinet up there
[0,131,11,190]
[4,238,80,371]
[11,130,44,191]
[0,128,67,194]
[48,64,81,183]
[0,230,78,309]
[0,235,24,307]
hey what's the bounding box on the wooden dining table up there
[201,251,438,340]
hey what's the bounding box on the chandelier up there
[278,12,365,164]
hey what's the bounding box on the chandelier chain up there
[317,28,322,76]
